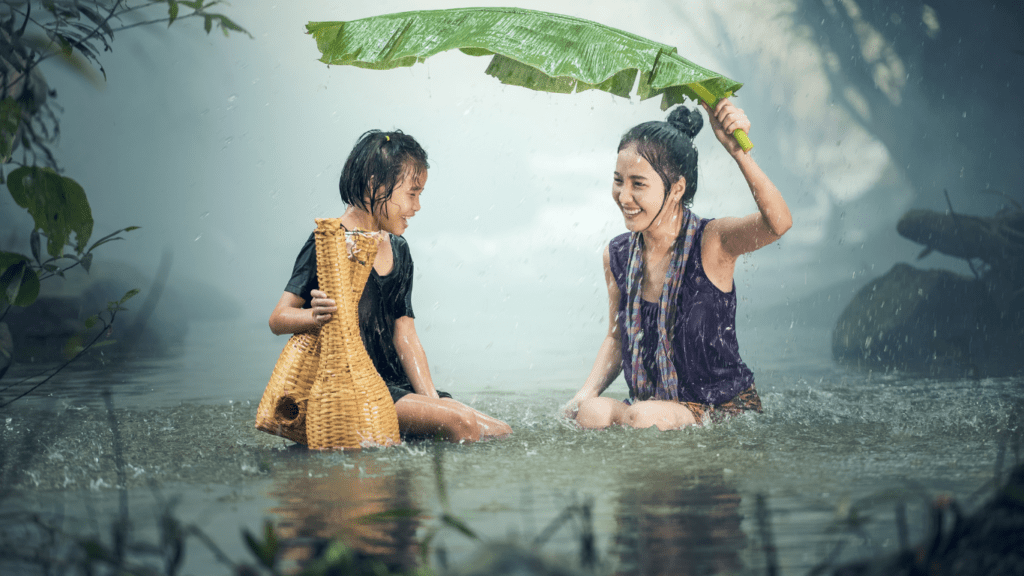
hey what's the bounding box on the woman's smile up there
[613,144,668,232]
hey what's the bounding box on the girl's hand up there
[309,289,337,326]
[701,98,751,158]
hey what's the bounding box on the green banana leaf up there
[307,7,752,150]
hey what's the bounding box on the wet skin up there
[566,99,793,431]
[269,164,512,443]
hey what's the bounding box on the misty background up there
[2,0,1020,398]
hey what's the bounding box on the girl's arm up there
[701,99,792,259]
[393,316,441,399]
[563,246,624,416]
[268,289,336,335]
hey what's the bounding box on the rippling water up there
[1,319,1020,575]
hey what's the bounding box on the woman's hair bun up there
[667,105,703,139]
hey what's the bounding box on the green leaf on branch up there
[84,315,98,329]
[204,15,212,33]
[56,34,74,58]
[0,252,40,307]
[80,252,93,273]
[207,14,249,37]
[6,167,94,259]
[79,7,115,41]
[0,98,21,164]
[119,288,140,305]
[21,34,105,88]
[168,0,179,26]
[63,334,85,359]
[86,225,140,252]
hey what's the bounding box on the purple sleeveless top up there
[609,219,754,405]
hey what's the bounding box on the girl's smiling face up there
[613,144,668,233]
[371,164,426,236]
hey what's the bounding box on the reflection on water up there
[269,463,420,572]
[0,323,1020,575]
[613,468,746,576]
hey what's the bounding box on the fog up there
[2,0,1020,386]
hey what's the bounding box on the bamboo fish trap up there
[255,219,401,449]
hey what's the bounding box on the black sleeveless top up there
[284,231,415,387]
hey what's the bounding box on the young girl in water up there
[269,130,512,443]
[564,99,791,430]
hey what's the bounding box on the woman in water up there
[269,130,512,443]
[564,100,791,430]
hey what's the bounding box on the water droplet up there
[199,212,210,219]
[227,94,238,103]
[194,234,202,242]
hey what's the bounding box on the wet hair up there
[339,129,429,216]
[618,105,703,206]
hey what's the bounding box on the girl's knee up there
[489,419,513,437]
[447,410,480,443]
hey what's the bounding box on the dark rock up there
[832,263,1024,377]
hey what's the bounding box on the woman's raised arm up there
[702,99,792,260]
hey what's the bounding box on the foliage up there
[309,8,753,149]
[0,0,248,399]
[307,7,742,110]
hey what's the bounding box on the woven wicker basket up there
[305,219,400,450]
[256,219,400,449]
[254,329,320,444]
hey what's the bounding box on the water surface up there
[1,320,1018,575]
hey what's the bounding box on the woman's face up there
[372,165,426,236]
[613,144,667,233]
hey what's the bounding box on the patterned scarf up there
[623,209,701,401]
